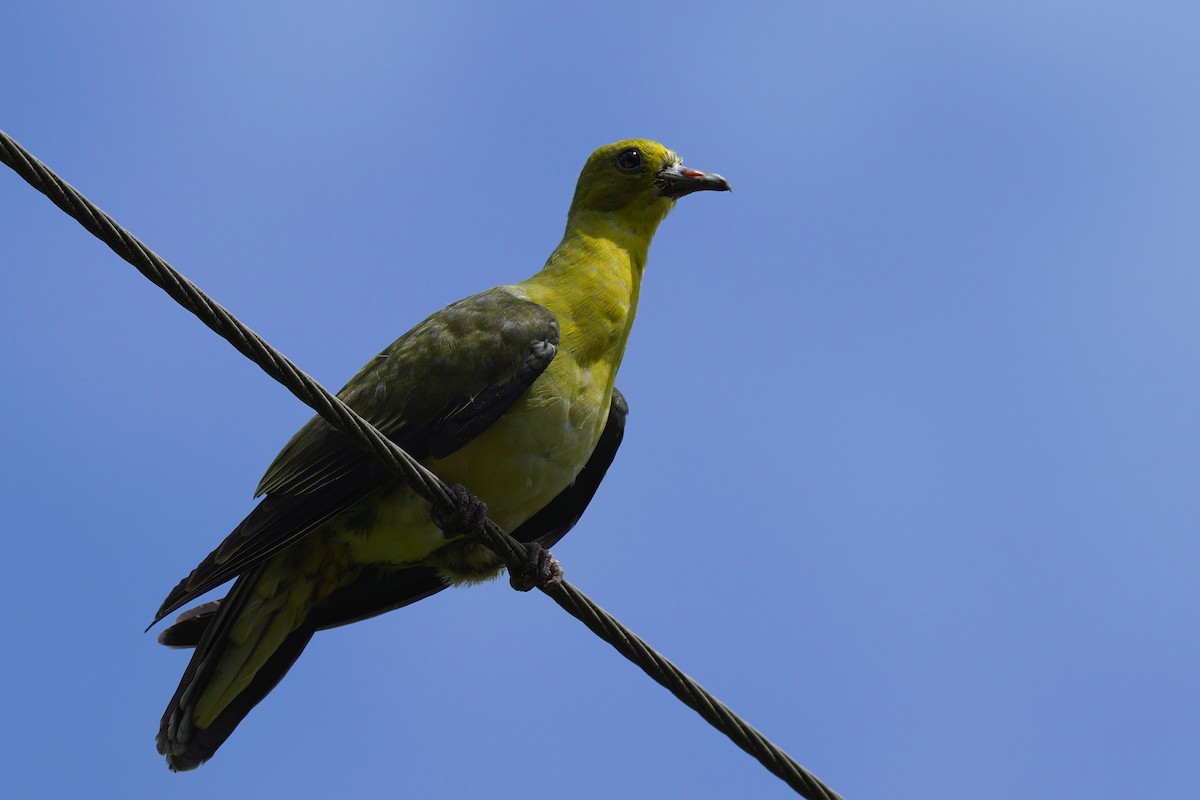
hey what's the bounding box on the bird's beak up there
[654,162,732,197]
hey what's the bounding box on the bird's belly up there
[337,364,609,574]
[426,371,607,530]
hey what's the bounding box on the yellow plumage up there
[154,139,729,769]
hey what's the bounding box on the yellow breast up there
[424,350,611,531]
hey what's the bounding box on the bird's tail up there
[155,562,451,770]
[156,563,317,771]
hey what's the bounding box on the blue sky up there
[2,2,1198,797]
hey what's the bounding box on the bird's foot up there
[431,483,488,539]
[509,542,563,592]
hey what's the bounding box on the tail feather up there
[156,564,317,771]
[156,564,451,769]
[161,625,315,770]
[157,601,222,649]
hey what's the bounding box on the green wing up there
[153,288,558,625]
[156,388,629,648]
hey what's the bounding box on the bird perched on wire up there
[151,139,730,770]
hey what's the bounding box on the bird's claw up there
[509,542,563,592]
[430,483,488,539]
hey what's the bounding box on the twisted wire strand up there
[1,128,843,800]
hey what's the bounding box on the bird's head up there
[566,139,730,239]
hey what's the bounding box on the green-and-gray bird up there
[152,139,730,770]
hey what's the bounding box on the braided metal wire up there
[1,128,843,800]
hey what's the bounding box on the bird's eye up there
[616,149,643,172]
